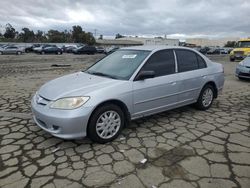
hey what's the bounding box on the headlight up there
[50,96,90,109]
[239,61,244,66]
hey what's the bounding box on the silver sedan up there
[31,46,224,143]
[235,56,250,79]
[0,46,23,55]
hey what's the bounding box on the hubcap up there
[202,88,213,107]
[96,111,121,139]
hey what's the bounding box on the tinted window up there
[197,55,207,68]
[140,50,175,77]
[175,50,199,72]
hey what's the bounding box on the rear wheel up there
[195,84,215,110]
[87,104,124,144]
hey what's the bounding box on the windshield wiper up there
[86,71,117,79]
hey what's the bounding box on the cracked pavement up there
[0,54,250,188]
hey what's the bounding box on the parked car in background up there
[31,46,224,143]
[207,48,221,55]
[219,48,228,54]
[63,46,77,53]
[230,39,250,61]
[36,45,63,55]
[96,47,106,53]
[73,46,97,54]
[206,48,229,55]
[0,45,23,55]
[235,56,250,80]
[33,44,54,53]
[25,44,41,53]
[199,47,210,54]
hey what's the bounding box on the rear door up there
[132,49,180,118]
[174,49,207,104]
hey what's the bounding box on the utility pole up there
[94,29,97,38]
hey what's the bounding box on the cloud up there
[0,0,250,39]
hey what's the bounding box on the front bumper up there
[31,95,93,139]
[235,65,250,79]
[231,55,246,61]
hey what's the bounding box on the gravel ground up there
[0,53,249,188]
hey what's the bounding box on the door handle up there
[202,75,207,79]
[170,82,177,85]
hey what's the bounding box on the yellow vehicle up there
[230,39,250,61]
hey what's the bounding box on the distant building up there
[96,39,143,48]
[186,37,240,47]
[116,37,179,46]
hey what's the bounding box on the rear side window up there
[197,55,207,68]
[141,50,175,77]
[175,50,199,72]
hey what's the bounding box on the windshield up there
[86,49,150,80]
[237,41,250,48]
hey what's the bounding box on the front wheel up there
[230,57,235,62]
[87,104,124,144]
[195,85,215,110]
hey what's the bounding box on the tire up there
[0,51,3,55]
[16,51,22,55]
[238,77,244,80]
[195,84,215,110]
[41,51,45,55]
[87,104,125,144]
[230,57,235,62]
[57,51,61,55]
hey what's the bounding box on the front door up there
[132,49,180,118]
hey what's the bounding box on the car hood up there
[242,57,250,66]
[233,48,250,52]
[38,72,120,100]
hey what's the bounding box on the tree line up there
[0,23,96,45]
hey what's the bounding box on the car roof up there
[120,45,195,52]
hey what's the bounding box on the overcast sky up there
[0,0,250,39]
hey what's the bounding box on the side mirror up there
[136,70,155,80]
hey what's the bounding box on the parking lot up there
[0,53,249,188]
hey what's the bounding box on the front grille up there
[239,72,250,77]
[234,51,244,56]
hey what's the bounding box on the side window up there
[141,50,175,77]
[196,54,207,69]
[175,50,199,72]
